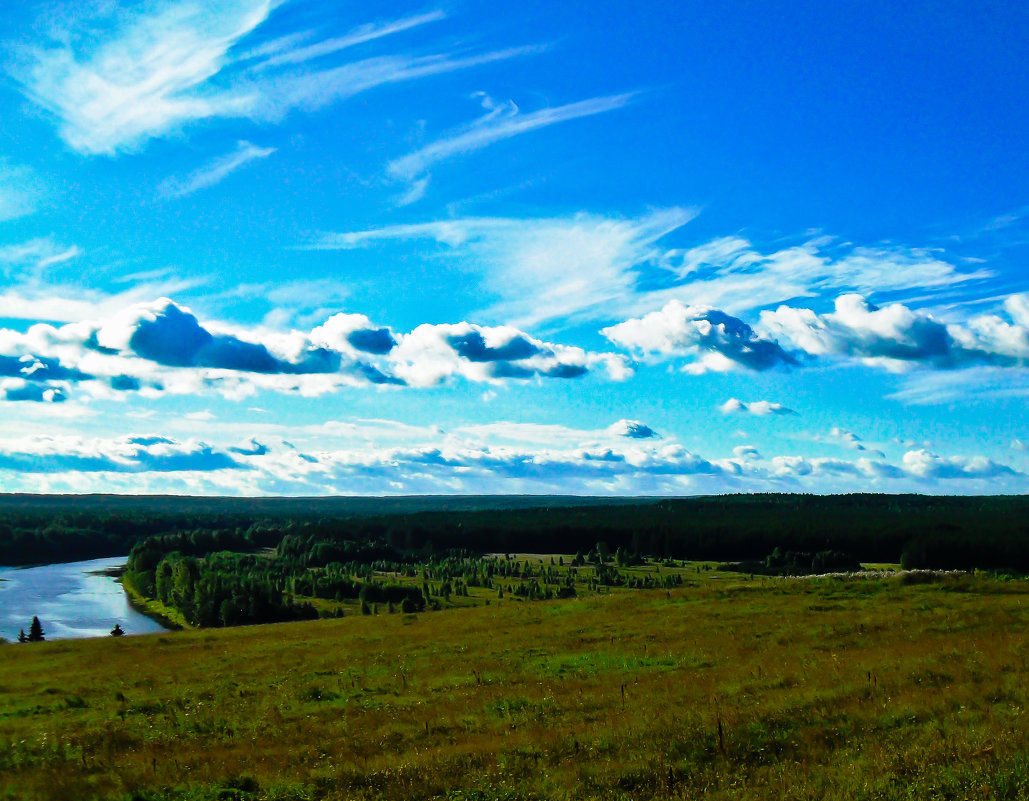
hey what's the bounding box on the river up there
[0,556,169,641]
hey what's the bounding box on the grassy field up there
[2,565,1029,800]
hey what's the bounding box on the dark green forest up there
[2,493,1028,569]
[4,492,1029,629]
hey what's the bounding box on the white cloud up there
[0,426,1018,495]
[387,91,634,200]
[824,426,885,458]
[308,208,698,328]
[314,212,991,329]
[762,293,1029,371]
[17,2,532,155]
[20,0,273,155]
[719,398,796,416]
[733,445,761,460]
[901,449,1016,480]
[602,300,796,374]
[886,367,1029,406]
[646,238,992,317]
[248,11,447,70]
[159,140,276,198]
[606,419,659,439]
[1006,294,1029,328]
[769,455,901,480]
[0,296,629,403]
[0,161,44,221]
[0,238,82,278]
[0,274,208,324]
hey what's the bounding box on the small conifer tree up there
[27,616,44,642]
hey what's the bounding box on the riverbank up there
[119,572,190,631]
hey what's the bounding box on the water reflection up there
[0,556,168,641]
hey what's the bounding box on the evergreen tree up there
[27,616,44,642]
[17,629,27,643]
[110,623,125,637]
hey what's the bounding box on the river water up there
[0,556,168,641]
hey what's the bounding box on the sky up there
[0,0,1027,496]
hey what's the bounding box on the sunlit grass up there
[3,566,1029,800]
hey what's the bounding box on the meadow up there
[3,564,1029,800]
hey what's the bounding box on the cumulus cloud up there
[824,426,885,458]
[719,398,796,416]
[607,419,659,439]
[387,321,625,387]
[762,293,1029,371]
[0,296,626,403]
[0,435,242,474]
[602,301,796,374]
[0,380,67,403]
[770,455,902,480]
[733,445,761,460]
[901,449,1016,480]
[16,2,533,155]
[0,426,1018,495]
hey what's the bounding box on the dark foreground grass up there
[2,569,1029,800]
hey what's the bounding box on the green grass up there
[2,567,1029,800]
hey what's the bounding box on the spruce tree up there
[27,616,44,642]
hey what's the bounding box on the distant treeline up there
[0,494,635,566]
[2,493,1029,571]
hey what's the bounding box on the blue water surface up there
[0,556,168,641]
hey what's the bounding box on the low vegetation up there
[3,565,1029,800]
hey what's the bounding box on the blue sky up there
[0,0,1026,495]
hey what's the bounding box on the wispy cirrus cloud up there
[308,208,697,328]
[0,161,44,221]
[247,10,447,70]
[159,140,276,198]
[312,210,994,329]
[0,238,82,278]
[17,0,273,155]
[387,91,635,203]
[14,2,533,155]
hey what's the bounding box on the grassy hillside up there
[3,566,1029,800]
